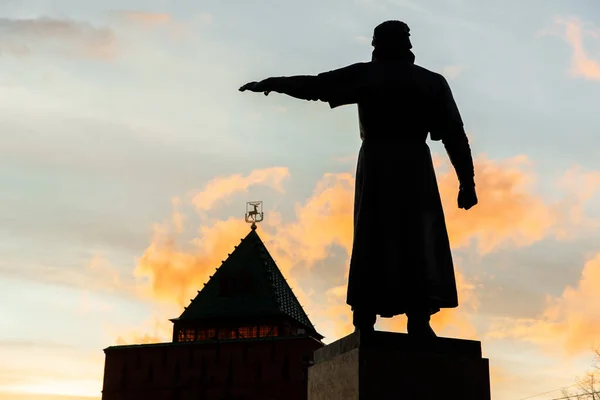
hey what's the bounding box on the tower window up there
[259,326,279,337]
[238,326,257,339]
[184,328,195,342]
[218,329,227,340]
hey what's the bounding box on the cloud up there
[441,65,465,80]
[545,17,600,81]
[129,158,531,336]
[171,197,185,234]
[0,252,137,299]
[84,254,144,298]
[109,10,203,40]
[439,157,600,253]
[265,172,355,266]
[192,167,290,212]
[111,315,173,345]
[0,340,74,351]
[554,167,600,235]
[438,155,556,253]
[431,269,479,336]
[487,252,600,355]
[111,10,213,27]
[0,346,103,398]
[111,11,172,27]
[378,268,479,338]
[333,154,356,164]
[121,155,600,343]
[77,290,114,316]
[0,17,116,60]
[133,216,250,306]
[312,285,353,338]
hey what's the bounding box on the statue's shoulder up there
[410,65,449,90]
[412,64,442,78]
[319,62,370,79]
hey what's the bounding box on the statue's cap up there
[372,20,412,49]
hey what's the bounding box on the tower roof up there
[172,227,321,338]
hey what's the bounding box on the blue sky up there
[1,0,600,399]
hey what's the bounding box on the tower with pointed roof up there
[170,224,323,344]
[101,203,324,400]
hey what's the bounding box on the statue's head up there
[372,20,414,61]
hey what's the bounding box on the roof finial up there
[245,201,264,230]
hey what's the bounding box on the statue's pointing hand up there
[239,79,271,96]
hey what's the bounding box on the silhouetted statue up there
[240,21,477,338]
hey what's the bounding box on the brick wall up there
[102,336,323,400]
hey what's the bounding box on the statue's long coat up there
[269,58,473,317]
[313,60,470,317]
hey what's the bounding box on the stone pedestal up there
[307,331,490,400]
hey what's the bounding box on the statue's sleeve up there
[266,63,367,108]
[431,74,475,188]
[316,63,368,108]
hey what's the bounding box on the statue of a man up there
[240,20,477,338]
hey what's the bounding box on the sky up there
[0,0,600,399]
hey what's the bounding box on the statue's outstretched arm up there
[239,63,367,107]
[262,76,325,101]
[239,75,326,101]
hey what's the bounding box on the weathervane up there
[245,201,264,230]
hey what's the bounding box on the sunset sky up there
[1,0,600,399]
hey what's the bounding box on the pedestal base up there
[308,331,490,400]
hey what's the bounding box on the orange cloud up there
[134,216,249,306]
[487,252,600,355]
[554,17,600,81]
[87,254,124,290]
[0,17,116,59]
[378,268,479,338]
[171,197,185,234]
[554,166,600,235]
[192,167,290,212]
[123,155,600,343]
[431,269,479,338]
[113,11,172,26]
[438,155,556,253]
[313,285,353,338]
[112,315,173,345]
[262,172,355,268]
[109,11,199,40]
